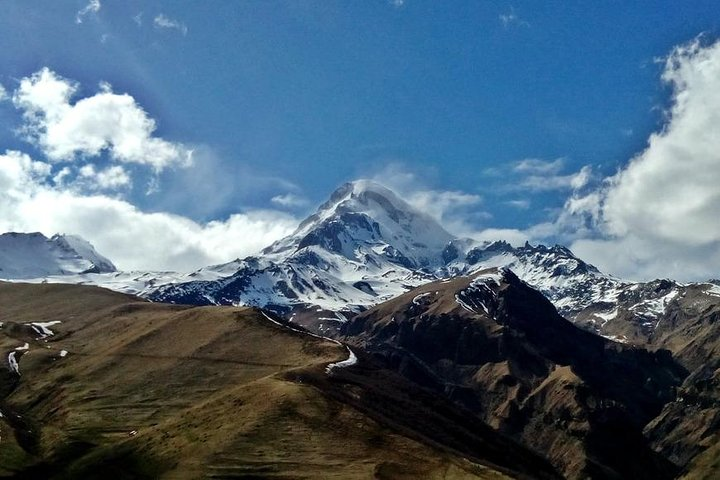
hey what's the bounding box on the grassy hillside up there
[0,282,555,479]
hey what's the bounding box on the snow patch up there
[455,294,477,314]
[412,292,431,305]
[593,309,618,326]
[470,270,504,286]
[601,334,628,344]
[704,284,720,297]
[326,347,358,374]
[455,291,490,315]
[29,321,61,339]
[260,312,341,345]
[7,352,20,375]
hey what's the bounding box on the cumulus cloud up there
[487,157,593,193]
[153,14,188,36]
[0,150,298,271]
[0,84,7,102]
[12,68,192,171]
[472,227,532,246]
[76,0,101,24]
[77,164,131,190]
[405,189,484,225]
[364,161,597,249]
[566,37,720,281]
[0,69,301,271]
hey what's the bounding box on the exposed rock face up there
[637,291,720,476]
[341,269,687,479]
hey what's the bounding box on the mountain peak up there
[309,180,417,226]
[318,179,393,208]
[263,180,453,268]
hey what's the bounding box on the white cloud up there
[271,193,309,208]
[513,157,565,175]
[153,14,188,36]
[405,189,483,225]
[0,84,7,102]
[506,158,593,193]
[133,12,143,27]
[76,0,101,24]
[77,164,131,190]
[519,165,593,192]
[369,163,489,238]
[0,150,298,271]
[0,69,300,272]
[506,199,530,209]
[52,166,72,186]
[12,68,192,171]
[389,0,405,8]
[565,37,720,281]
[499,7,529,28]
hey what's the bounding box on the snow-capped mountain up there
[262,180,453,268]
[439,239,625,316]
[149,179,720,340]
[148,180,634,334]
[6,180,720,344]
[150,180,452,331]
[0,232,116,279]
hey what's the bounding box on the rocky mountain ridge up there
[340,267,687,479]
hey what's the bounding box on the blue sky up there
[2,1,720,279]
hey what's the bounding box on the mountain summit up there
[150,181,457,327]
[263,180,453,268]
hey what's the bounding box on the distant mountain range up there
[3,180,720,344]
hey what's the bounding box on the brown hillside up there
[0,282,556,480]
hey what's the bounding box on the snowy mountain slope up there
[6,258,247,297]
[6,181,720,345]
[440,240,627,317]
[569,279,720,346]
[0,232,116,279]
[150,181,447,329]
[148,180,720,339]
[262,180,453,268]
